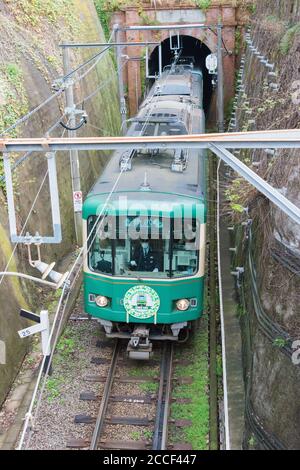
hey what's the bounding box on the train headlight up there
[176,299,190,311]
[95,295,109,308]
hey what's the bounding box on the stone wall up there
[233,0,300,449]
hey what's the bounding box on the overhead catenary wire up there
[0,32,115,138]
[18,56,183,450]
[6,28,144,448]
[0,39,122,182]
[0,89,64,138]
[0,112,69,183]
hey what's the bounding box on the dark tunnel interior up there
[148,35,213,115]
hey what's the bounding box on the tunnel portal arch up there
[148,35,213,115]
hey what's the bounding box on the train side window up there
[171,218,199,278]
[88,216,113,275]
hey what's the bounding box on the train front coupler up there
[127,325,153,360]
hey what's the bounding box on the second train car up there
[83,61,207,358]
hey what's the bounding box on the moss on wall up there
[230,0,300,449]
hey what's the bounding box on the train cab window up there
[134,122,186,137]
[115,215,170,278]
[88,215,200,279]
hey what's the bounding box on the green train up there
[83,61,207,358]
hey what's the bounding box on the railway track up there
[66,338,191,451]
[90,340,120,450]
[152,343,173,450]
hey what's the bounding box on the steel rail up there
[89,340,120,450]
[152,343,173,450]
[160,343,173,450]
[1,130,300,153]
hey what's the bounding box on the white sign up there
[18,310,50,356]
[0,340,5,365]
[73,191,83,213]
[18,322,44,338]
[206,54,218,74]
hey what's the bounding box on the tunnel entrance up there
[148,35,213,115]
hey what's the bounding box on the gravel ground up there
[26,294,160,450]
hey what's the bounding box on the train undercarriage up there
[96,319,190,360]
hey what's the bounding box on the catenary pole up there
[217,24,225,133]
[62,47,82,245]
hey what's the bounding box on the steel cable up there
[18,57,186,450]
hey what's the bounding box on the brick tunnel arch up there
[148,35,213,115]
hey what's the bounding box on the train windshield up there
[87,215,200,279]
[134,121,187,136]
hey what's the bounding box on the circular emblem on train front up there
[124,285,160,320]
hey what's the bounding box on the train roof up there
[84,68,206,217]
[146,68,203,105]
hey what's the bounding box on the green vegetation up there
[53,325,83,365]
[235,28,242,56]
[246,2,256,14]
[225,179,244,214]
[237,303,247,318]
[4,0,77,28]
[0,63,28,137]
[273,337,288,348]
[279,23,300,55]
[195,0,211,10]
[130,431,141,440]
[171,319,209,450]
[56,335,76,358]
[0,63,28,186]
[139,380,158,394]
[94,0,114,41]
[129,364,157,378]
[248,434,256,448]
[143,429,153,440]
[138,6,160,26]
[45,377,63,402]
[127,362,158,393]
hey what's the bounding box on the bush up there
[279,23,300,55]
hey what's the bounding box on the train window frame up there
[87,215,200,280]
[87,215,114,276]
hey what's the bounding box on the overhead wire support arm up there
[210,144,300,226]
[2,130,300,225]
[59,41,160,48]
[0,272,58,289]
[1,130,300,153]
[2,152,62,244]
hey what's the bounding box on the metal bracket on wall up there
[145,43,162,79]
[169,32,181,51]
[3,151,62,244]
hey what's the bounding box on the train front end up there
[83,193,206,359]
